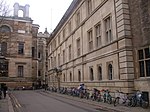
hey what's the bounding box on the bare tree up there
[0,0,11,41]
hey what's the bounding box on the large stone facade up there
[0,3,39,88]
[47,0,150,102]
[129,0,150,102]
[37,29,50,86]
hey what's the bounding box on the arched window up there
[78,70,81,82]
[0,25,11,32]
[18,10,24,17]
[98,66,102,80]
[108,64,113,80]
[70,72,72,82]
[90,67,94,81]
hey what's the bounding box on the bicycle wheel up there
[141,100,149,108]
[114,98,119,106]
[108,97,112,104]
[131,97,136,107]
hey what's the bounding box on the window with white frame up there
[18,42,24,55]
[18,65,24,77]
[105,16,112,43]
[95,23,101,48]
[138,47,150,77]
[88,29,93,51]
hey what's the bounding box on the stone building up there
[37,29,50,86]
[47,0,150,102]
[129,0,150,102]
[0,3,39,88]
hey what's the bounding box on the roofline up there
[50,0,81,39]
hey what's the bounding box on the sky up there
[5,0,73,33]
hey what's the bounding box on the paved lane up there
[10,90,106,112]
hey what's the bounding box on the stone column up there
[13,3,19,17]
[25,4,30,18]
[115,0,134,92]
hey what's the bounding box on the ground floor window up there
[89,67,94,81]
[98,65,102,80]
[18,66,24,77]
[108,64,113,80]
[138,47,150,77]
[70,72,72,82]
[78,70,81,82]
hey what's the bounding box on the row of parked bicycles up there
[46,85,149,109]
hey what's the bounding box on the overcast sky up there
[6,0,73,33]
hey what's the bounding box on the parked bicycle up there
[103,89,112,104]
[91,88,102,102]
[130,90,149,108]
[114,90,132,107]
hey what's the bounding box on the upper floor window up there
[0,25,11,33]
[58,53,60,66]
[0,42,7,56]
[77,38,81,56]
[76,11,80,27]
[138,47,150,77]
[88,29,93,51]
[54,56,56,67]
[58,35,60,45]
[18,42,24,55]
[63,50,65,63]
[53,39,56,50]
[87,0,92,15]
[95,23,101,48]
[68,21,72,33]
[108,64,113,80]
[38,52,41,58]
[38,70,41,77]
[69,45,72,60]
[63,29,66,41]
[105,16,112,43]
[32,47,35,58]
[18,65,24,77]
